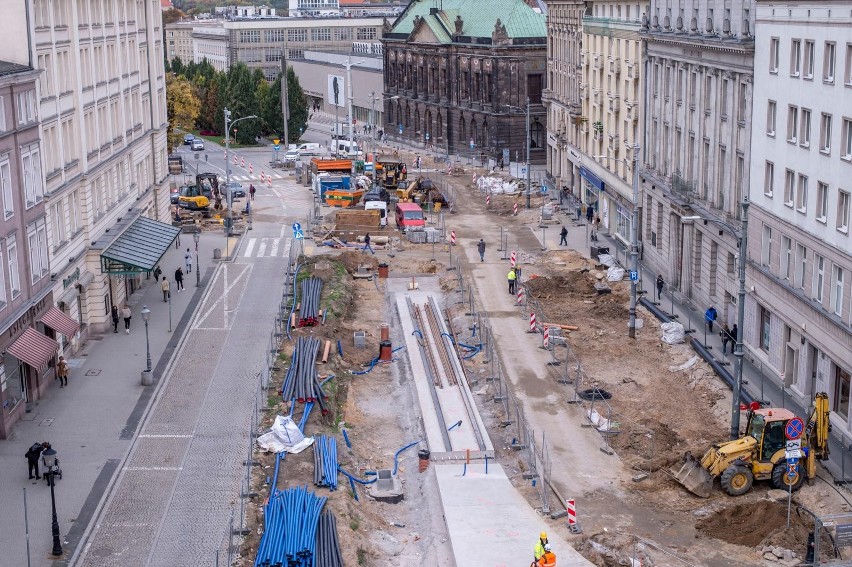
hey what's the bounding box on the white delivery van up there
[297,142,322,156]
[364,200,388,227]
[335,140,362,158]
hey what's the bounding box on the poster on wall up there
[327,75,345,107]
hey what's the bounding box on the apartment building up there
[639,0,756,328]
[25,0,170,343]
[748,1,852,429]
[573,1,642,243]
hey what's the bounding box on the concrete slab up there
[435,463,594,567]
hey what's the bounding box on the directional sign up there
[294,229,304,240]
[273,144,280,151]
[785,417,804,440]
[292,222,302,232]
[469,139,475,149]
[629,270,639,281]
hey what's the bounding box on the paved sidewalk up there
[0,230,227,566]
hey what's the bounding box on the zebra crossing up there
[229,172,288,182]
[243,237,292,258]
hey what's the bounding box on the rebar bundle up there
[313,435,339,490]
[298,277,324,326]
[254,485,327,567]
[281,337,329,415]
[314,510,344,567]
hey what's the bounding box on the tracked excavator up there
[178,173,217,211]
[671,393,831,497]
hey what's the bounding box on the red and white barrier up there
[233,155,238,165]
[510,251,517,268]
[567,499,577,525]
[543,326,550,348]
[249,163,254,174]
[528,312,536,333]
[486,193,491,206]
[240,157,245,168]
[513,202,519,215]
[472,173,478,183]
[267,177,272,188]
[450,230,456,245]
[516,287,525,305]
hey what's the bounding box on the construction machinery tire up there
[772,462,805,491]
[721,465,754,496]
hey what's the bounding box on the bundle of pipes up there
[313,435,339,490]
[254,485,327,567]
[314,510,345,567]
[281,337,329,414]
[298,277,324,326]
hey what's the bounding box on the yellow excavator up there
[671,393,830,497]
[178,173,216,211]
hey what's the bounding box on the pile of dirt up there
[696,501,807,547]
[337,250,379,274]
[526,272,595,296]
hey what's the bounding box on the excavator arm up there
[806,392,831,481]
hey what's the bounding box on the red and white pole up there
[486,193,491,206]
[240,157,245,168]
[513,202,519,215]
[450,230,456,246]
[267,177,272,188]
[567,499,577,526]
[249,163,254,174]
[516,287,524,305]
[528,312,536,333]
[233,155,237,165]
[543,326,550,349]
[510,251,517,268]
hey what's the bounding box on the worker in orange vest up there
[536,543,556,567]
[533,532,548,563]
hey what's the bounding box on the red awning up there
[38,306,80,338]
[7,327,59,372]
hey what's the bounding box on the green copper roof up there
[390,0,546,42]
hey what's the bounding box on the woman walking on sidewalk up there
[161,277,170,302]
[56,356,68,387]
[111,305,120,333]
[121,304,132,334]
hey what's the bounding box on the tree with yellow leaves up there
[166,73,200,152]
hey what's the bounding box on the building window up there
[0,95,5,132]
[794,243,807,289]
[816,182,829,223]
[836,366,852,419]
[766,100,776,135]
[797,174,808,213]
[803,40,815,79]
[0,249,5,308]
[760,305,771,352]
[784,169,795,206]
[824,42,836,83]
[787,105,798,143]
[7,237,19,298]
[813,253,825,303]
[770,37,780,73]
[780,235,792,280]
[838,190,851,233]
[0,157,12,219]
[50,202,65,249]
[266,30,285,42]
[527,74,543,104]
[333,28,352,41]
[831,265,845,316]
[761,224,772,266]
[27,219,49,284]
[356,27,377,40]
[790,39,801,77]
[239,30,260,43]
[800,108,811,147]
[841,118,852,161]
[288,29,307,42]
[764,161,774,197]
[820,113,832,153]
[846,43,852,86]
[311,28,332,42]
[16,90,36,125]
[21,144,44,209]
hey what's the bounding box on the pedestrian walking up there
[153,265,161,282]
[655,274,665,300]
[121,304,132,334]
[477,238,486,262]
[721,323,733,354]
[559,225,568,246]
[25,442,47,479]
[576,203,582,221]
[705,305,718,333]
[56,356,68,387]
[185,248,192,273]
[507,267,517,294]
[111,305,120,333]
[362,233,375,255]
[730,324,739,350]
[249,184,256,200]
[161,276,170,302]
[175,267,185,291]
[586,204,595,224]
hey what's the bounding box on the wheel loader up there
[178,173,216,211]
[670,392,830,497]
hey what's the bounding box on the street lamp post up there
[41,446,62,556]
[223,109,258,257]
[683,197,750,439]
[142,306,151,372]
[193,231,201,287]
[503,99,532,209]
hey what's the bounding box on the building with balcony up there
[381,0,548,162]
[639,0,755,327]
[747,1,852,428]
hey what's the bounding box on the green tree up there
[261,75,284,137]
[170,56,184,76]
[166,74,200,151]
[226,63,261,144]
[285,67,309,144]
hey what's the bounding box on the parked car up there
[191,139,204,151]
[223,181,245,199]
[284,149,300,161]
[170,185,181,204]
[183,134,195,145]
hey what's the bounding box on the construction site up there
[239,149,852,567]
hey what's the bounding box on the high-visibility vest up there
[534,541,546,560]
[539,551,556,567]
[508,270,516,281]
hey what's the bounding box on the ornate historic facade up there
[381,0,547,163]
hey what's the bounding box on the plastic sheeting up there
[661,321,686,345]
[597,253,616,267]
[475,176,520,195]
[606,266,625,281]
[257,415,315,454]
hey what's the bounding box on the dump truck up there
[670,393,830,497]
[178,173,218,211]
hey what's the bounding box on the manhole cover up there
[85,369,102,376]
[39,418,55,426]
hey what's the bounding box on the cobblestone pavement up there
[73,182,301,566]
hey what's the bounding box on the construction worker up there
[533,531,549,562]
[508,267,517,295]
[536,543,556,567]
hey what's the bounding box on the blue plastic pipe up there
[392,440,421,476]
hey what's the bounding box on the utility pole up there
[347,55,355,156]
[370,90,376,156]
[525,97,531,209]
[731,197,750,440]
[280,54,290,146]
[628,143,640,338]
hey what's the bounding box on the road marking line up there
[279,225,286,239]
[270,238,280,257]
[124,467,183,471]
[244,238,257,257]
[138,434,193,438]
[258,238,268,256]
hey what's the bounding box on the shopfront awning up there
[7,327,59,373]
[38,306,80,338]
[99,217,181,275]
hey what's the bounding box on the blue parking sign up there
[629,270,639,281]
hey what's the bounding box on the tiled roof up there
[390,0,546,42]
[0,60,33,77]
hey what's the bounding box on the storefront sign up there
[579,166,605,191]
[7,296,50,339]
[62,267,81,290]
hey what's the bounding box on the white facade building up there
[193,26,231,71]
[748,0,852,427]
[25,0,170,340]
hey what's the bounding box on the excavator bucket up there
[669,453,713,498]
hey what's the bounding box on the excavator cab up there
[178,173,215,211]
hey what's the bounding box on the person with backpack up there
[25,442,47,479]
[249,184,256,200]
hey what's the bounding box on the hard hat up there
[544,544,552,552]
[540,531,547,539]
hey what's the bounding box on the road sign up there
[785,417,804,440]
[293,222,301,232]
[469,139,475,149]
[294,229,304,240]
[273,144,280,151]
[836,524,852,547]
[787,462,799,479]
[425,133,430,141]
[629,270,639,281]
[785,438,802,460]
[273,139,280,145]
